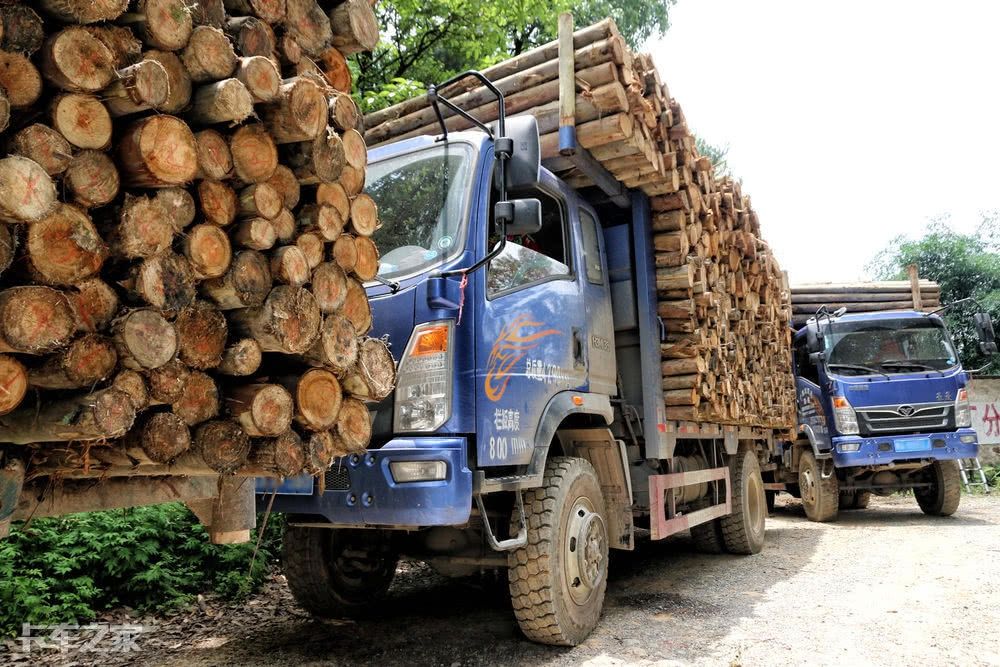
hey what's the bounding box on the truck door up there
[794,335,832,451]
[476,179,587,467]
[578,206,615,395]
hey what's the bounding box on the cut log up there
[228,285,321,354]
[27,204,107,285]
[230,123,278,183]
[342,337,395,401]
[316,182,350,220]
[341,128,367,170]
[0,387,136,444]
[189,78,254,124]
[0,287,76,354]
[0,157,58,224]
[332,234,358,272]
[349,193,378,237]
[41,27,116,92]
[224,16,276,58]
[9,124,73,176]
[118,115,199,187]
[197,179,238,226]
[316,46,351,93]
[83,26,142,67]
[303,430,343,473]
[294,129,345,183]
[141,412,191,463]
[288,367,341,431]
[217,338,261,375]
[185,223,233,279]
[329,0,378,55]
[68,279,119,333]
[0,91,8,134]
[0,51,43,108]
[249,430,304,476]
[239,182,283,220]
[113,308,177,369]
[171,370,220,425]
[336,396,371,451]
[112,369,149,410]
[0,226,15,278]
[328,91,360,132]
[298,204,344,241]
[175,302,227,369]
[156,187,197,231]
[284,0,332,56]
[235,55,280,102]
[195,129,234,179]
[102,59,169,116]
[181,25,237,82]
[200,249,272,309]
[338,164,365,196]
[226,383,293,436]
[190,0,226,28]
[133,251,197,311]
[261,77,328,144]
[269,246,310,286]
[65,150,120,208]
[0,6,44,55]
[225,0,286,25]
[111,193,174,259]
[341,277,372,335]
[51,93,113,149]
[143,50,191,113]
[29,334,118,389]
[146,359,190,403]
[311,261,348,313]
[352,236,379,282]
[271,208,297,243]
[121,0,194,52]
[0,355,27,416]
[39,0,130,24]
[303,313,358,373]
[267,165,301,210]
[194,419,250,473]
[296,231,325,270]
[233,218,277,250]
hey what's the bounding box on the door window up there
[487,189,570,296]
[579,209,604,285]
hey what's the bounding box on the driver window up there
[487,188,570,296]
[795,337,821,386]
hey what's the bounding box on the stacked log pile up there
[0,0,393,482]
[364,17,795,430]
[790,279,942,326]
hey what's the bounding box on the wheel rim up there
[747,470,765,537]
[564,496,607,607]
[800,464,817,507]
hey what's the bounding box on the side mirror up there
[805,321,823,354]
[496,198,542,236]
[975,312,998,355]
[809,351,826,366]
[493,115,540,191]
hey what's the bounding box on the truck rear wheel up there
[839,491,872,510]
[689,497,725,554]
[282,526,398,617]
[718,448,767,554]
[508,456,608,646]
[799,450,839,522]
[915,460,962,516]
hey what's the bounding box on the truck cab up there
[772,309,992,520]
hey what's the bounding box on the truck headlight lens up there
[832,396,859,435]
[390,460,447,482]
[955,388,971,428]
[393,321,454,432]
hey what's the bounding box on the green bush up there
[0,503,284,638]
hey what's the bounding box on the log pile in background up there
[364,17,795,431]
[790,280,942,327]
[0,0,394,482]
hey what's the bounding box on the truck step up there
[959,457,990,493]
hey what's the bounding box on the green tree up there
[867,212,1000,373]
[695,136,730,177]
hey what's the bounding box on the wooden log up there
[39,0,130,24]
[0,387,136,444]
[284,0,332,56]
[249,430,305,477]
[41,27,116,92]
[304,313,357,373]
[194,419,250,473]
[113,309,177,369]
[342,337,395,401]
[296,231,325,270]
[317,47,351,93]
[141,412,191,463]
[65,150,120,208]
[26,204,107,286]
[175,303,227,369]
[0,51,43,109]
[238,182,283,220]
[328,0,378,55]
[235,55,280,102]
[0,226,15,278]
[329,91,360,132]
[338,164,365,195]
[0,287,76,354]
[261,77,328,143]
[224,16,275,58]
[102,59,169,116]
[217,338,261,376]
[267,165,301,210]
[197,179,238,227]
[143,50,191,113]
[316,182,350,220]
[9,124,73,176]
[0,355,27,416]
[294,129,345,184]
[352,236,379,282]
[195,129,234,179]
[233,218,277,250]
[349,193,378,237]
[189,78,254,124]
[271,208,297,243]
[228,285,321,353]
[664,387,698,406]
[200,249,271,309]
[156,187,197,231]
[112,369,149,410]
[341,277,371,335]
[230,123,278,183]
[133,252,197,310]
[68,279,118,333]
[269,246,310,286]
[226,383,293,436]
[83,26,142,67]
[146,359,190,403]
[181,25,237,82]
[121,0,194,52]
[0,91,8,134]
[225,0,286,24]
[29,334,118,389]
[0,6,44,55]
[298,204,344,241]
[51,93,113,149]
[185,223,232,279]
[287,368,341,431]
[190,0,226,28]
[118,115,198,187]
[332,234,358,272]
[336,396,370,451]
[661,374,699,390]
[341,128,367,170]
[661,357,705,376]
[171,370,220,425]
[110,193,174,259]
[302,430,344,473]
[311,261,348,313]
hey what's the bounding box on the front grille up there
[323,464,351,491]
[856,402,954,436]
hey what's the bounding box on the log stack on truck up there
[791,272,942,326]
[0,0,394,542]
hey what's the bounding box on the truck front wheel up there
[508,456,609,646]
[915,460,962,516]
[799,450,839,522]
[282,526,399,617]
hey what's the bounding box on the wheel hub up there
[565,498,607,606]
[801,467,816,506]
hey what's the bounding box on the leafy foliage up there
[867,212,1000,373]
[0,504,284,638]
[695,136,730,177]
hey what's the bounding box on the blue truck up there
[257,72,782,646]
[766,307,995,521]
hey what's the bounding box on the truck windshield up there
[824,318,959,375]
[366,143,475,280]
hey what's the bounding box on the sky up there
[646,0,1000,283]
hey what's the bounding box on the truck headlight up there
[832,396,859,435]
[955,388,972,428]
[393,321,453,432]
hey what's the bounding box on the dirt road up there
[26,494,1000,666]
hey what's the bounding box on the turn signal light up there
[412,324,449,356]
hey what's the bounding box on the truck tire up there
[915,460,962,516]
[853,491,871,509]
[508,456,608,646]
[718,448,767,554]
[839,491,872,510]
[689,498,725,554]
[765,490,776,514]
[282,525,398,617]
[798,450,839,522]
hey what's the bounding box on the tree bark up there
[200,249,272,309]
[113,308,177,370]
[303,430,345,474]
[50,93,113,149]
[29,334,117,389]
[39,0,130,24]
[225,383,293,436]
[185,223,233,279]
[304,313,357,373]
[175,302,228,369]
[194,419,250,473]
[0,157,59,223]
[230,123,278,183]
[0,354,27,416]
[41,27,116,92]
[27,204,107,285]
[0,6,44,55]
[143,50,191,113]
[328,0,378,55]
[197,179,238,226]
[0,387,136,444]
[342,337,395,401]
[102,59,169,116]
[65,150,120,208]
[133,251,197,311]
[235,55,280,102]
[269,246,310,286]
[217,338,262,376]
[118,114,198,187]
[189,78,254,125]
[228,285,321,354]
[182,25,237,83]
[0,225,15,279]
[8,124,73,176]
[336,396,371,452]
[0,287,76,354]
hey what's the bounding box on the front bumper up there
[831,429,979,467]
[256,437,473,527]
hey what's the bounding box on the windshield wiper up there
[827,363,889,378]
[371,274,400,293]
[879,360,934,371]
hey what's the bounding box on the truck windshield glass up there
[824,318,958,375]
[366,143,475,279]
